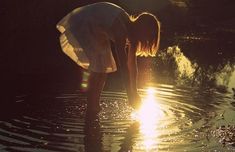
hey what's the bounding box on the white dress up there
[57,2,127,73]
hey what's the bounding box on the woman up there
[57,2,160,112]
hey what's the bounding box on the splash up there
[154,45,197,84]
[166,45,197,79]
[228,70,235,91]
[154,45,235,92]
[215,63,235,92]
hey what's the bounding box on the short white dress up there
[56,2,127,73]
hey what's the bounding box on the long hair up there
[130,12,160,57]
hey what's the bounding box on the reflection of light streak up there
[132,87,164,150]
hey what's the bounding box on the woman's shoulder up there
[87,2,123,9]
[70,2,126,19]
[78,2,124,13]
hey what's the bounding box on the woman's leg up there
[87,72,107,113]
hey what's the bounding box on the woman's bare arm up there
[127,46,138,95]
[127,45,141,108]
[111,14,141,108]
[114,38,141,108]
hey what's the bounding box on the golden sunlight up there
[132,87,164,150]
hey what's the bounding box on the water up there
[1,36,235,151]
[1,83,235,152]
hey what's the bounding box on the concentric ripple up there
[0,84,235,152]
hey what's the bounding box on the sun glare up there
[132,87,164,150]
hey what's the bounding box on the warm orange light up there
[132,87,164,150]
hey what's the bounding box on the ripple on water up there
[0,84,235,151]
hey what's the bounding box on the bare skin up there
[86,13,141,112]
[110,14,141,109]
[87,72,107,113]
[86,40,140,112]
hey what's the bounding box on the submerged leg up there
[87,72,107,113]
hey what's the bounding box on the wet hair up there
[130,12,160,57]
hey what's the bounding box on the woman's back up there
[57,2,129,33]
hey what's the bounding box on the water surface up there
[1,84,235,152]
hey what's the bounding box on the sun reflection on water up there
[132,87,165,151]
